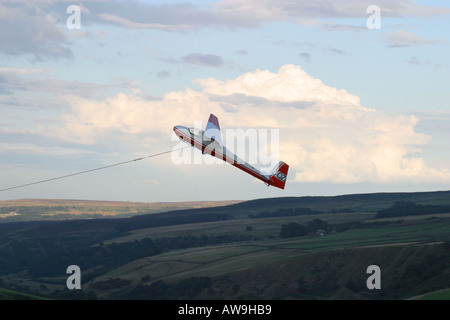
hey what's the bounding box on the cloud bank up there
[2,0,449,60]
[57,64,450,184]
[0,3,72,60]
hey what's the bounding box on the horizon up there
[2,189,450,205]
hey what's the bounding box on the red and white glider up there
[173,114,289,189]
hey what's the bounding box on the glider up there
[173,114,289,189]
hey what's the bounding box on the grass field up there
[105,212,375,244]
[416,289,450,300]
[0,287,51,300]
[0,198,242,221]
[1,191,450,300]
[87,213,450,299]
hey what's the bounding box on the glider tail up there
[204,113,223,145]
[206,114,220,131]
[268,161,289,189]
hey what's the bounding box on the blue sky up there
[0,0,449,202]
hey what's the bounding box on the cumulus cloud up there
[55,64,450,184]
[196,65,360,106]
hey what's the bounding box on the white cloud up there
[13,0,448,36]
[0,65,108,98]
[55,64,450,184]
[0,142,95,157]
[0,3,72,60]
[214,0,450,23]
[133,179,160,185]
[197,65,360,106]
[97,13,188,31]
[2,0,448,66]
[0,67,51,75]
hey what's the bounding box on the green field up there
[90,215,450,297]
[416,289,450,300]
[1,191,450,300]
[0,198,242,222]
[0,287,51,300]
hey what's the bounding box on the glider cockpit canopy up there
[189,127,204,137]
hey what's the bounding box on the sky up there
[0,0,449,202]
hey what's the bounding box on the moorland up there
[1,191,450,300]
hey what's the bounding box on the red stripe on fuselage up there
[175,128,271,185]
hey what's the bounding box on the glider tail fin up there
[206,114,220,131]
[268,161,289,189]
[204,113,223,145]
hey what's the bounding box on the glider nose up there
[173,126,180,138]
[173,125,186,140]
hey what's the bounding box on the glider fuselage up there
[173,125,272,185]
[173,114,288,189]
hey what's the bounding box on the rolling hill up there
[0,190,450,300]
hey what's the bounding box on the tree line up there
[280,219,329,238]
[2,233,253,278]
[375,201,450,219]
[249,207,323,219]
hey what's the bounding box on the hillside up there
[0,199,242,222]
[0,287,51,300]
[0,190,449,300]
